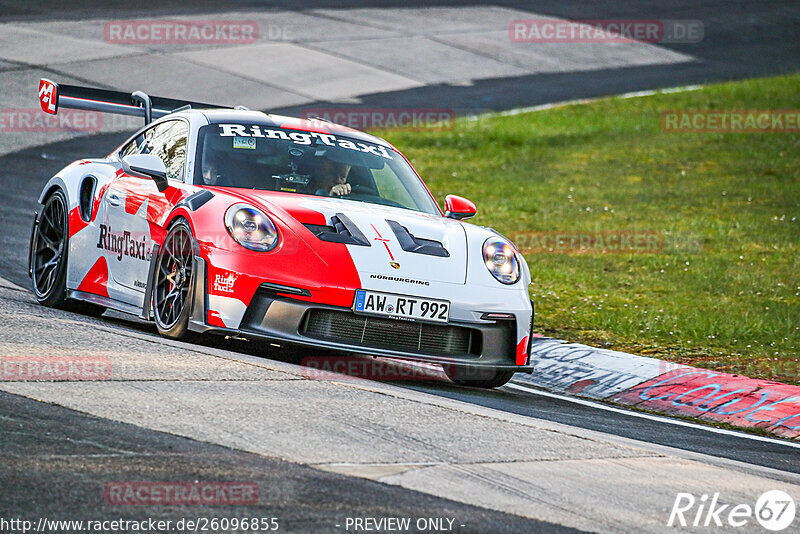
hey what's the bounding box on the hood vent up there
[386,220,449,257]
[303,212,370,246]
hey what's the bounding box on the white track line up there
[506,381,800,449]
[491,84,703,118]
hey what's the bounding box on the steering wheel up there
[339,186,406,209]
[350,183,379,196]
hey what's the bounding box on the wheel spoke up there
[40,210,55,232]
[181,232,190,258]
[35,256,59,274]
[167,293,180,322]
[36,242,56,256]
[166,237,179,264]
[164,287,180,303]
[44,261,57,290]
[39,232,58,248]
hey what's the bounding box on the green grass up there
[371,74,800,384]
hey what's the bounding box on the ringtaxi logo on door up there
[668,490,796,531]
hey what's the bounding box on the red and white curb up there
[520,337,800,440]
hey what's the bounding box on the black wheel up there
[31,190,69,306]
[30,190,106,316]
[443,365,515,388]
[153,220,195,339]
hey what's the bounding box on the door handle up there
[107,193,121,207]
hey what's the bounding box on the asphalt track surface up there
[2,1,799,113]
[0,391,570,533]
[2,1,800,531]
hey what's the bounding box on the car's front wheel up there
[443,365,515,388]
[153,220,196,339]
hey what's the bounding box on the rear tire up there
[31,190,106,316]
[31,190,69,307]
[153,220,196,339]
[443,365,515,388]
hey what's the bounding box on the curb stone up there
[520,337,800,440]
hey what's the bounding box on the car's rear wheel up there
[153,220,195,339]
[443,365,515,388]
[31,191,106,316]
[31,190,69,306]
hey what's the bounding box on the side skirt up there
[66,289,142,317]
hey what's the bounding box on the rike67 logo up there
[669,490,796,531]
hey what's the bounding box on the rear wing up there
[38,78,232,126]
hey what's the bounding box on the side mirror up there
[121,154,168,192]
[444,194,477,220]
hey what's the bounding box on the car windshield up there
[194,123,440,215]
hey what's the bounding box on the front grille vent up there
[302,309,479,357]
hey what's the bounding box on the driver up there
[202,156,224,186]
[313,157,351,197]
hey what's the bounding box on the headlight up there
[483,236,520,285]
[224,203,279,252]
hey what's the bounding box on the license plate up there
[353,290,450,324]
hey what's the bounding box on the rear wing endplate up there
[38,78,229,126]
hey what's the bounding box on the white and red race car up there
[30,79,533,388]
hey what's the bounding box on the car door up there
[102,119,189,299]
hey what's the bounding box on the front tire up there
[153,220,196,339]
[443,365,515,388]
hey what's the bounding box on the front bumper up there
[188,257,533,372]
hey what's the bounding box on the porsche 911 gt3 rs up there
[29,79,534,388]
